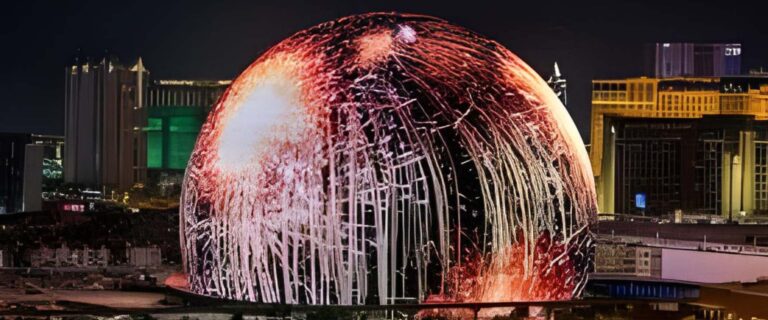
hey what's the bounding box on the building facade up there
[594,236,768,283]
[645,43,741,78]
[64,55,148,193]
[590,76,768,219]
[0,133,31,213]
[24,135,64,211]
[146,80,229,171]
[128,246,163,267]
[144,79,228,197]
[0,134,63,213]
[29,244,110,267]
[595,242,661,278]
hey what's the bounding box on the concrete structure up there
[127,246,162,267]
[22,144,44,211]
[29,244,109,267]
[595,243,661,277]
[595,222,768,283]
[0,247,12,267]
[596,236,768,283]
[0,133,29,213]
[596,221,768,246]
[0,134,63,213]
[590,76,768,218]
[645,43,741,78]
[64,55,148,193]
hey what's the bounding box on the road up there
[0,288,169,309]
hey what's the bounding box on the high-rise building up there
[0,133,30,213]
[24,135,64,211]
[645,43,742,78]
[590,76,768,220]
[547,62,567,105]
[64,55,148,193]
[145,79,229,196]
[0,134,63,213]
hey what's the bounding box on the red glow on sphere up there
[180,13,597,307]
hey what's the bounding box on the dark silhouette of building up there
[0,134,63,213]
[0,133,30,213]
[64,54,148,193]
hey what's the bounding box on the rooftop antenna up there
[547,61,567,106]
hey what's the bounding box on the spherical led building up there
[179,13,597,305]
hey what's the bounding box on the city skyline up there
[3,0,768,141]
[3,3,768,319]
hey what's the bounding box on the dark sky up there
[2,0,767,142]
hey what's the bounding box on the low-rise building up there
[595,242,662,278]
[0,246,13,267]
[29,244,109,267]
[127,246,162,267]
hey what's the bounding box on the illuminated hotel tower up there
[590,76,768,221]
[143,79,229,196]
[145,79,229,172]
[548,62,567,106]
[64,54,148,192]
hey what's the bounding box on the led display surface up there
[180,13,597,305]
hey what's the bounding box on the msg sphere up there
[180,12,597,305]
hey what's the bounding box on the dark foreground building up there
[0,133,30,213]
[0,134,63,213]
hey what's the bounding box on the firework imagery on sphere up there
[179,12,597,306]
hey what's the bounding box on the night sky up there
[2,0,767,142]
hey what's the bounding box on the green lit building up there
[145,80,229,194]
